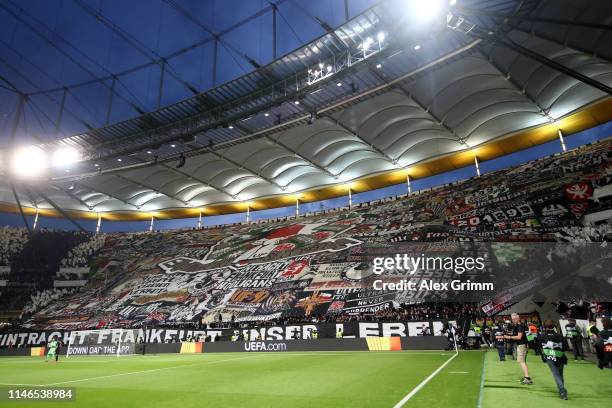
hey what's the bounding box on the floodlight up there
[414,44,421,50]
[52,146,80,167]
[10,146,48,178]
[377,32,385,42]
[408,0,444,21]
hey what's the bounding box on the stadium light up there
[377,32,385,42]
[408,0,445,21]
[52,146,80,168]
[414,44,421,50]
[376,63,382,69]
[10,146,48,178]
[337,82,342,87]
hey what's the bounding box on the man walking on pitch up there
[538,320,569,399]
[499,313,532,384]
[45,337,58,363]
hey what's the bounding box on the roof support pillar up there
[474,156,481,177]
[96,214,102,234]
[33,208,39,230]
[197,210,203,229]
[149,216,155,232]
[348,187,352,209]
[406,175,412,194]
[557,129,567,152]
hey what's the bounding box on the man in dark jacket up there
[538,320,569,400]
[595,318,612,369]
[564,319,584,361]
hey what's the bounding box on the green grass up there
[0,350,609,407]
[481,349,612,407]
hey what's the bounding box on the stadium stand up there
[0,138,607,332]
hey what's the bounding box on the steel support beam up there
[448,16,612,96]
[10,182,32,237]
[157,61,166,109]
[55,88,67,136]
[455,7,612,31]
[106,77,116,126]
[36,189,87,232]
[272,4,277,60]
[10,94,25,145]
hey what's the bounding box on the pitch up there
[0,351,609,407]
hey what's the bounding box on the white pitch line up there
[477,352,487,408]
[1,355,258,387]
[449,371,469,374]
[392,352,459,408]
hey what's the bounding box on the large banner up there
[0,321,450,347]
[16,139,612,330]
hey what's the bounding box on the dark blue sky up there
[0,0,377,144]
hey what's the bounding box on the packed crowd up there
[20,288,76,318]
[0,138,610,331]
[0,227,29,267]
[60,234,106,268]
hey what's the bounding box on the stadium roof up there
[1,0,612,221]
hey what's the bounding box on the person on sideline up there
[499,313,533,384]
[538,320,569,400]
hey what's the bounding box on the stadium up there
[0,0,611,407]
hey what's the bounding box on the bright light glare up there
[52,146,80,167]
[409,0,444,21]
[377,32,385,42]
[450,0,457,5]
[11,147,48,178]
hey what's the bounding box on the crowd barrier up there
[0,336,448,357]
[200,336,448,353]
